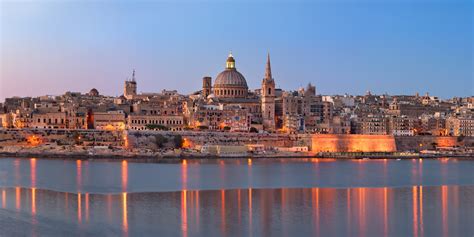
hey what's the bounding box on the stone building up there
[358,114,389,135]
[388,115,419,136]
[128,114,184,131]
[67,112,87,129]
[447,116,474,136]
[12,109,33,128]
[0,113,12,128]
[188,104,250,132]
[281,84,333,133]
[93,111,126,130]
[31,112,67,129]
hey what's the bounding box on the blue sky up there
[1,0,472,100]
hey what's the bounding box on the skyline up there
[1,0,473,101]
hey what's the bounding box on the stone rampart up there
[305,134,397,152]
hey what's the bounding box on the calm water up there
[0,157,473,236]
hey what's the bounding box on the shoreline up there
[0,150,472,163]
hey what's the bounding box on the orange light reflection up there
[15,187,20,210]
[30,158,36,187]
[312,188,319,235]
[122,160,128,192]
[195,190,200,232]
[122,192,128,235]
[1,190,5,208]
[31,188,36,215]
[441,185,448,237]
[413,186,418,237]
[182,160,188,190]
[420,186,423,236]
[383,187,388,236]
[85,193,89,222]
[76,160,82,190]
[248,188,252,237]
[221,190,226,234]
[181,190,188,237]
[238,189,241,225]
[77,193,82,223]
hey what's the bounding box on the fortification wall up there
[303,134,473,152]
[126,130,295,149]
[306,134,397,152]
[394,136,474,151]
[0,129,124,147]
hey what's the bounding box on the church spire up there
[264,53,272,80]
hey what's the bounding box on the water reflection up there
[122,161,128,191]
[0,186,473,236]
[413,186,418,237]
[30,158,36,187]
[2,189,5,208]
[76,160,82,190]
[77,193,82,223]
[3,158,474,193]
[85,193,90,223]
[442,185,448,237]
[31,188,36,215]
[182,160,187,190]
[181,190,187,237]
[15,187,20,210]
[122,192,128,236]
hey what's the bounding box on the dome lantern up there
[226,52,235,69]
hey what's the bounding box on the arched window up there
[268,88,271,95]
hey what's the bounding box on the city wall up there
[1,129,472,154]
[301,134,473,152]
[394,136,474,151]
[303,134,397,153]
[126,130,295,149]
[0,129,123,148]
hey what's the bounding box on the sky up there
[0,0,472,101]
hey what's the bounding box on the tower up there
[261,53,276,131]
[124,69,137,100]
[202,76,212,98]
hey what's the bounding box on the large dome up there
[213,53,248,98]
[214,69,248,89]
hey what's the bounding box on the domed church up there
[211,52,249,98]
[199,52,277,131]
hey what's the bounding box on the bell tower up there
[261,53,276,131]
[124,69,137,100]
[202,76,212,98]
